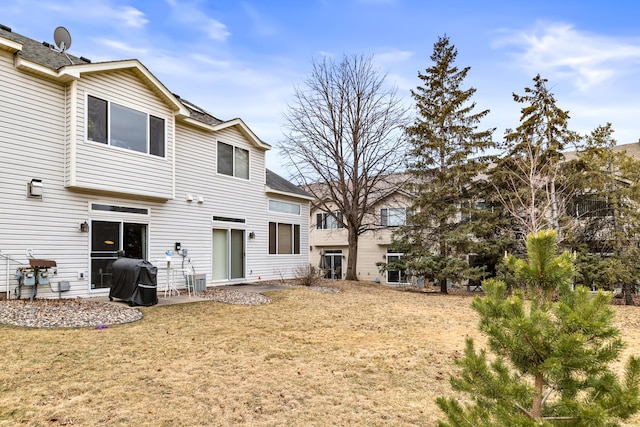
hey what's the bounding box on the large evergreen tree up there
[393,35,494,293]
[567,123,640,305]
[437,230,640,426]
[491,75,579,244]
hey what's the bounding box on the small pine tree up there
[437,229,640,426]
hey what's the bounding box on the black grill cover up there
[109,258,158,306]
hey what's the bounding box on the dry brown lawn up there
[1,281,640,426]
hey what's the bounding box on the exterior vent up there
[80,56,91,63]
[42,41,52,48]
[0,24,12,32]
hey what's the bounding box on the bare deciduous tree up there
[280,54,409,281]
[491,75,579,244]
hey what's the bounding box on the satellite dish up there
[53,26,71,52]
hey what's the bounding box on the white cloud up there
[43,0,148,29]
[204,19,230,41]
[165,0,230,42]
[241,3,277,37]
[375,49,414,68]
[97,38,147,55]
[120,6,148,29]
[493,21,640,91]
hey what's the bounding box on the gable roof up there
[0,25,270,146]
[266,169,313,200]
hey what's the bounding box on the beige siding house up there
[0,26,312,299]
[309,183,413,285]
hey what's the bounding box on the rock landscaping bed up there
[0,284,341,328]
[0,298,143,329]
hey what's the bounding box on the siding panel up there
[72,70,175,199]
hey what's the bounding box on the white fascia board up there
[58,60,190,116]
[0,36,22,53]
[212,118,271,150]
[265,186,315,201]
[181,117,217,131]
[14,56,75,81]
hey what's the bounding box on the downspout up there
[68,80,77,186]
[172,113,176,200]
[5,254,9,300]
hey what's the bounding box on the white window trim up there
[268,199,301,215]
[269,222,301,255]
[216,140,251,181]
[88,201,151,218]
[85,94,167,158]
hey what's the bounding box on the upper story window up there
[269,200,300,215]
[461,200,491,222]
[380,207,409,227]
[87,95,165,157]
[316,211,343,229]
[218,141,249,179]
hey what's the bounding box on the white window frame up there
[316,211,343,229]
[380,207,408,227]
[386,252,407,284]
[269,200,301,215]
[86,94,166,157]
[217,141,250,180]
[269,222,301,255]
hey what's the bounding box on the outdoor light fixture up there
[249,232,256,239]
[80,221,89,232]
[28,179,43,198]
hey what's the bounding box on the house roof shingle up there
[266,169,312,199]
[0,25,224,128]
[2,25,306,199]
[0,25,90,69]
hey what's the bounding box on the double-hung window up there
[380,208,409,227]
[218,141,249,179]
[316,211,343,229]
[269,222,301,254]
[87,95,165,157]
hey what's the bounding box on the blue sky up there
[4,0,640,176]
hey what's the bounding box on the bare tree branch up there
[279,54,410,280]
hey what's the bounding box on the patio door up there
[323,250,343,280]
[212,228,245,280]
[90,220,148,289]
[386,252,407,284]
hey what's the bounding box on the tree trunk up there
[550,179,561,240]
[440,279,448,294]
[532,372,544,420]
[345,227,359,281]
[623,282,636,306]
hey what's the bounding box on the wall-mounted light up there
[28,179,43,198]
[249,232,256,239]
[80,221,89,232]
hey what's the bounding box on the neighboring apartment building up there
[0,25,312,299]
[310,142,640,287]
[309,177,413,285]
